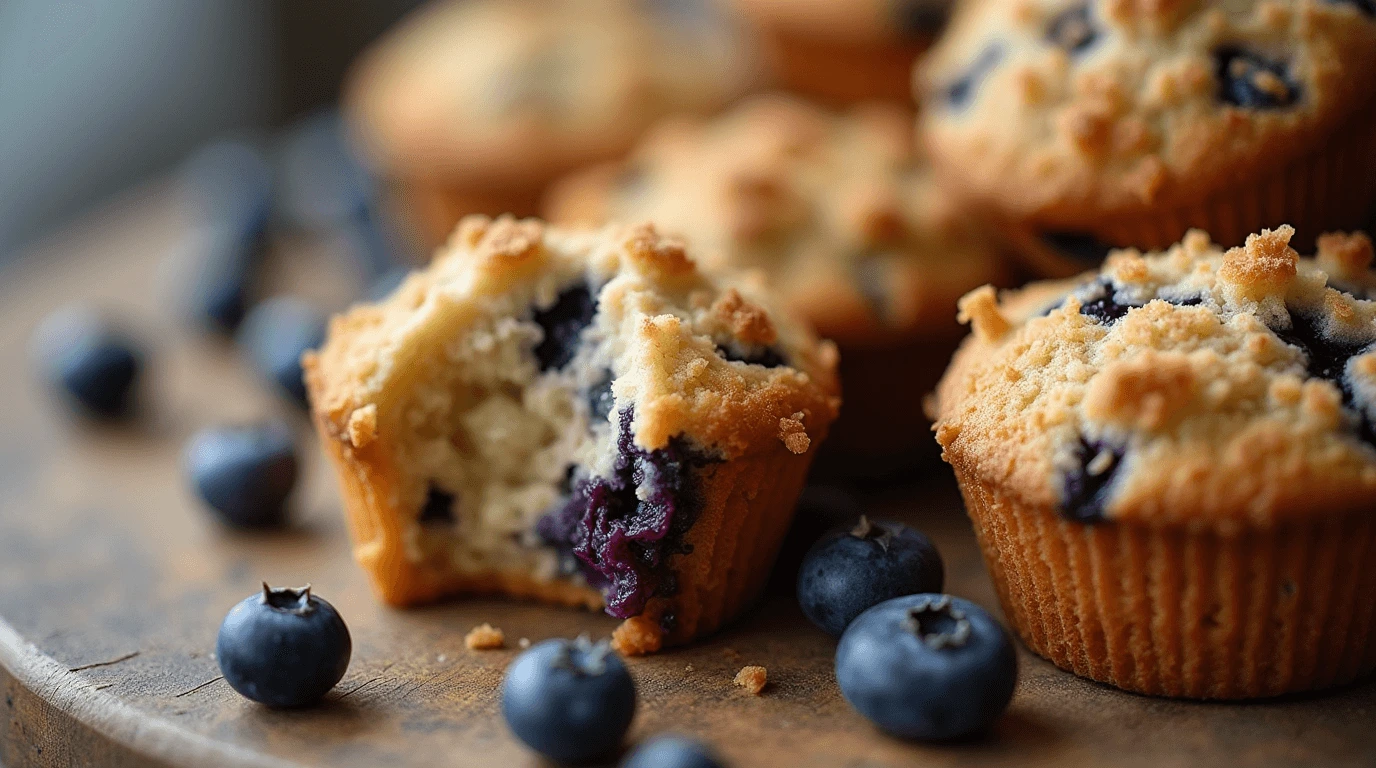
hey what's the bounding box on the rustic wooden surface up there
[2,188,1375,768]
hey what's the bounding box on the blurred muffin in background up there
[730,0,951,104]
[547,95,1007,475]
[344,0,759,246]
[916,0,1376,278]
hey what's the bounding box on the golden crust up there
[545,94,1007,347]
[918,0,1376,224]
[934,227,1376,525]
[344,0,757,187]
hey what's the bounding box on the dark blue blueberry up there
[895,0,949,37]
[216,584,351,708]
[1329,0,1376,17]
[798,516,944,637]
[181,140,274,333]
[185,423,298,528]
[715,343,788,368]
[622,735,725,768]
[33,309,144,419]
[1046,5,1098,55]
[768,485,863,595]
[501,636,636,763]
[1060,437,1123,522]
[538,408,714,618]
[236,297,327,409]
[1047,277,1203,326]
[1216,49,1299,109]
[587,370,617,425]
[944,45,1004,109]
[836,594,1017,741]
[533,285,598,372]
[418,484,457,527]
[1269,310,1376,445]
[1042,230,1115,265]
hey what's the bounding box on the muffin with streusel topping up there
[547,94,1006,473]
[730,0,952,103]
[917,0,1376,277]
[345,0,758,245]
[933,225,1376,698]
[304,215,840,653]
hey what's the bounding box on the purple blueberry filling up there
[1217,49,1299,110]
[1060,438,1123,522]
[537,408,717,618]
[1270,310,1376,445]
[533,285,597,372]
[1046,5,1098,55]
[1047,278,1202,325]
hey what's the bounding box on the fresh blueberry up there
[181,140,274,333]
[236,296,327,408]
[836,594,1017,741]
[276,110,374,229]
[1060,437,1124,522]
[1046,5,1098,55]
[216,583,351,708]
[943,45,1004,110]
[501,636,636,763]
[622,735,725,768]
[185,423,298,528]
[1216,49,1299,109]
[533,285,598,372]
[32,307,144,419]
[798,516,944,637]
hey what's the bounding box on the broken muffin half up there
[304,215,840,650]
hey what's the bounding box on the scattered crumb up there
[778,412,811,454]
[734,665,768,695]
[465,623,506,650]
[518,637,531,649]
[722,647,742,661]
[611,615,664,656]
[437,654,447,663]
[684,664,694,673]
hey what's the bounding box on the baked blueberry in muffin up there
[305,216,839,651]
[918,0,1376,276]
[933,226,1376,697]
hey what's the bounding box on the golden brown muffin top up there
[345,0,758,188]
[546,94,1005,345]
[933,226,1376,525]
[306,215,840,461]
[917,0,1376,224]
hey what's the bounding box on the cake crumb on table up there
[518,637,531,649]
[685,664,694,673]
[734,665,768,695]
[611,615,663,656]
[465,623,505,650]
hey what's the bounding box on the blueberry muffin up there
[547,95,1006,472]
[344,0,758,245]
[304,215,840,652]
[917,0,1376,277]
[732,0,952,103]
[933,225,1376,698]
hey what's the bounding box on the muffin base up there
[954,466,1376,699]
[316,404,821,649]
[1006,95,1376,278]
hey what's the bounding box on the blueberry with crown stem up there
[502,635,636,763]
[797,515,944,636]
[186,423,298,528]
[216,583,351,708]
[836,594,1017,740]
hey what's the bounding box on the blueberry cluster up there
[538,408,714,619]
[1269,309,1376,446]
[533,285,599,372]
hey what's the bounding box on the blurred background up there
[0,0,423,262]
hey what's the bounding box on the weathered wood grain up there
[1,187,1374,768]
